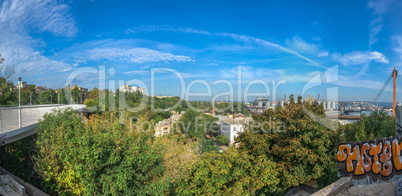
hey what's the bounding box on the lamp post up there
[18,77,22,128]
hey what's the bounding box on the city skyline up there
[1,0,402,102]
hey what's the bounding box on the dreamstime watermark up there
[62,64,339,131]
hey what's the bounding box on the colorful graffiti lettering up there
[337,136,402,181]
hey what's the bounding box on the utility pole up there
[393,67,398,118]
[18,77,22,128]
[30,92,32,105]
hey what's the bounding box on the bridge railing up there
[0,104,85,134]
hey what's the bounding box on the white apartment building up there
[120,85,145,94]
[120,85,131,93]
[220,117,252,145]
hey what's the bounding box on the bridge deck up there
[0,104,86,144]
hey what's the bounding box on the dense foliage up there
[342,110,395,142]
[176,149,280,195]
[36,110,167,195]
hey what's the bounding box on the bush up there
[216,135,229,145]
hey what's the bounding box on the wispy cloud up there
[393,36,402,59]
[124,69,209,79]
[219,65,319,83]
[332,51,388,66]
[368,0,394,47]
[0,0,77,77]
[337,75,391,93]
[126,26,326,68]
[83,48,192,64]
[123,70,150,75]
[285,36,328,57]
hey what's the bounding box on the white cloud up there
[285,37,328,57]
[393,36,402,59]
[332,51,389,65]
[123,69,208,79]
[0,0,77,77]
[83,48,192,64]
[368,0,393,15]
[337,75,389,92]
[219,65,318,83]
[126,26,326,68]
[123,70,150,75]
[220,33,325,68]
[367,0,394,47]
[318,51,329,57]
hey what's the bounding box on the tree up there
[241,95,342,193]
[85,87,100,110]
[0,55,15,80]
[174,109,218,139]
[59,88,68,104]
[342,110,395,142]
[0,56,17,105]
[39,90,56,104]
[35,109,168,195]
[71,87,81,104]
[0,77,16,105]
[153,135,199,187]
[87,87,99,100]
[200,139,218,153]
[27,84,38,104]
[216,135,229,145]
[176,149,280,195]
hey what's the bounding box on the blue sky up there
[1,0,402,102]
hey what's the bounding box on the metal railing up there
[0,104,86,134]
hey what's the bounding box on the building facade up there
[154,111,184,136]
[220,114,252,145]
[120,85,145,94]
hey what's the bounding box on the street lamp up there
[18,77,21,107]
[18,77,22,128]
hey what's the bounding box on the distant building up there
[138,87,145,94]
[252,96,270,108]
[81,87,88,102]
[204,110,215,116]
[155,95,173,98]
[119,85,145,94]
[219,113,252,145]
[228,113,246,119]
[120,85,131,93]
[220,117,252,145]
[318,100,337,111]
[35,86,49,93]
[154,111,184,136]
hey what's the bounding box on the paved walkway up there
[337,181,397,196]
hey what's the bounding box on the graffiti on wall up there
[337,136,402,182]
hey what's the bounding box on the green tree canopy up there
[342,110,395,142]
[176,149,279,195]
[35,109,168,195]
